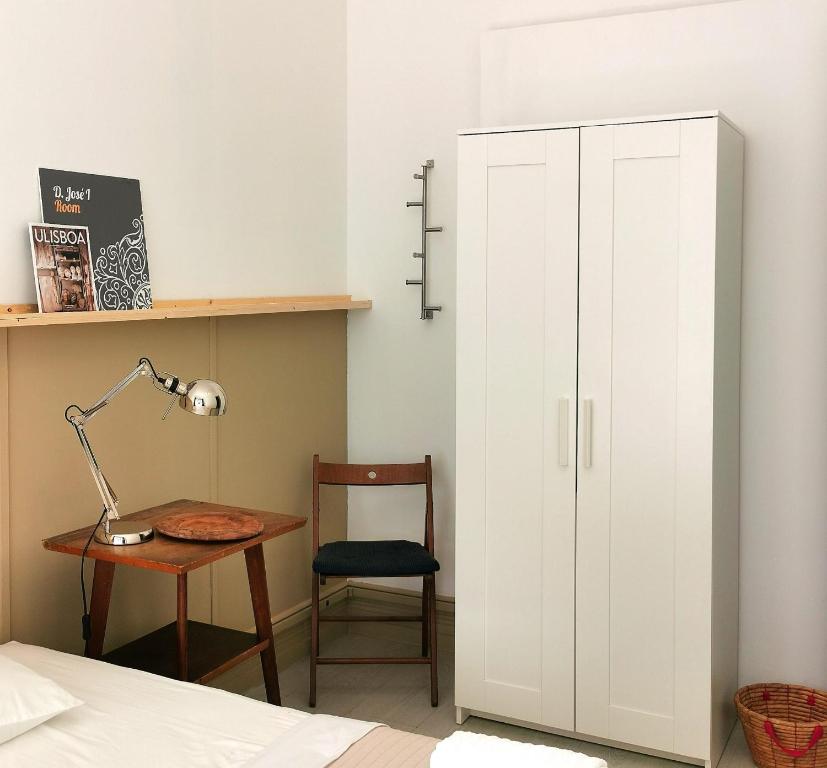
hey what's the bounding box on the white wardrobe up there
[455,113,743,767]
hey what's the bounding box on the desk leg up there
[84,560,115,659]
[177,573,188,681]
[244,544,280,705]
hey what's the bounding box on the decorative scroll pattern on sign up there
[95,216,152,310]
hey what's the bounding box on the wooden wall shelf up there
[0,295,371,328]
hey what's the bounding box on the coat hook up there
[405,160,442,320]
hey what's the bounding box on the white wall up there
[346,0,827,689]
[346,0,735,602]
[0,0,346,302]
[482,0,827,692]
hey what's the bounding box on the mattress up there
[0,641,309,767]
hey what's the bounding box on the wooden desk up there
[43,499,306,705]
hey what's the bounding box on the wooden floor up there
[239,618,754,768]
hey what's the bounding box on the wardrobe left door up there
[456,128,579,729]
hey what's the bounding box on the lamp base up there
[94,520,154,546]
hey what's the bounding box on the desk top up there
[42,499,307,574]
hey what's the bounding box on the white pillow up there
[0,654,82,745]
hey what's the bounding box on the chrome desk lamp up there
[65,356,227,545]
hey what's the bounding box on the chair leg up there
[309,571,319,707]
[421,576,429,657]
[428,574,438,707]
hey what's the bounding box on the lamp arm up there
[66,357,171,524]
[74,359,156,426]
[72,422,119,521]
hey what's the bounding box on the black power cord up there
[139,356,159,378]
[80,508,107,642]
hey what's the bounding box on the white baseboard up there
[268,581,350,667]
[346,580,454,636]
[346,579,454,607]
[215,582,349,694]
[214,579,454,695]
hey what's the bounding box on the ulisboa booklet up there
[38,168,152,310]
[29,223,97,313]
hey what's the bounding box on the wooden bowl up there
[155,510,264,542]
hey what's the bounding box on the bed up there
[0,641,605,768]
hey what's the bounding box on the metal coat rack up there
[405,159,442,319]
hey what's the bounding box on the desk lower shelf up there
[101,620,267,684]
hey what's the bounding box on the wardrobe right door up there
[575,118,718,757]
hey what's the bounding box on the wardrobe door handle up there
[558,398,569,467]
[583,399,593,469]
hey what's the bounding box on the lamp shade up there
[180,379,227,416]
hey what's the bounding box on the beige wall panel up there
[213,311,348,630]
[0,330,8,643]
[8,319,213,653]
[6,312,348,653]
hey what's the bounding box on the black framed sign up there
[39,168,152,310]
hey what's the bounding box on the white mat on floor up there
[430,731,609,768]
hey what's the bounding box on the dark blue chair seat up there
[313,539,440,577]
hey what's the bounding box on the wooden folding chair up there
[309,454,439,707]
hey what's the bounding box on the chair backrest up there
[312,454,434,555]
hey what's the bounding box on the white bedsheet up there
[0,641,370,768]
[242,715,378,767]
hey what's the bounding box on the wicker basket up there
[736,684,827,768]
